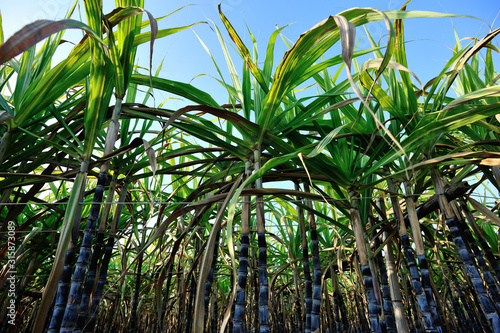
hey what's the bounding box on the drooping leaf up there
[143,139,157,176]
[0,19,103,66]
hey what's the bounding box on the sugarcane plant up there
[2,1,500,333]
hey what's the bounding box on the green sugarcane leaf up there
[106,5,158,89]
[15,61,91,127]
[17,126,81,159]
[219,5,268,93]
[263,25,289,84]
[46,106,83,152]
[0,96,13,117]
[212,22,244,106]
[307,125,344,158]
[15,227,42,257]
[131,74,219,107]
[105,21,125,97]
[443,85,500,111]
[133,24,201,47]
[246,149,312,186]
[13,45,35,107]
[359,71,405,122]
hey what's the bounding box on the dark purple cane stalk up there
[257,230,269,333]
[48,183,86,333]
[185,274,196,333]
[130,226,148,333]
[158,264,173,332]
[387,180,438,332]
[205,230,221,330]
[349,190,380,333]
[84,234,114,332]
[85,181,128,333]
[60,171,108,333]
[305,184,321,333]
[404,185,443,332]
[376,195,409,333]
[369,216,395,333]
[47,244,76,333]
[253,255,259,333]
[431,169,500,333]
[74,230,104,331]
[254,150,269,333]
[75,173,117,331]
[234,160,252,333]
[233,232,249,332]
[447,216,500,332]
[330,266,342,332]
[295,183,312,333]
[460,198,500,283]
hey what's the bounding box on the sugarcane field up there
[1,0,500,332]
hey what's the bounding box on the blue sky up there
[1,0,499,107]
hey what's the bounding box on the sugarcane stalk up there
[48,180,86,333]
[158,264,174,332]
[373,198,397,333]
[349,190,380,332]
[288,225,302,333]
[59,171,108,333]
[404,275,421,332]
[211,289,219,333]
[404,182,443,332]
[331,264,347,332]
[129,225,146,333]
[252,253,259,333]
[293,267,303,333]
[450,200,500,310]
[47,243,76,333]
[382,230,409,333]
[437,246,466,333]
[158,211,183,332]
[186,256,199,333]
[177,245,187,332]
[59,95,123,332]
[323,275,334,333]
[304,184,321,333]
[445,249,486,332]
[85,180,129,333]
[387,179,438,332]
[296,183,312,333]
[431,168,500,333]
[233,160,252,333]
[205,229,221,330]
[34,167,88,333]
[459,198,500,281]
[254,149,270,333]
[256,227,269,332]
[75,172,118,331]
